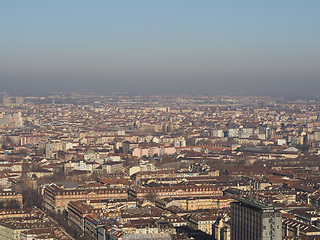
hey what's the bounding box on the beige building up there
[129,185,222,199]
[0,191,23,208]
[44,184,128,213]
[0,211,59,240]
[188,213,219,235]
[213,218,231,240]
[157,196,232,211]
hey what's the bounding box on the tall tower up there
[231,197,282,240]
[3,95,11,106]
[16,97,24,105]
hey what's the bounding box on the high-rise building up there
[231,197,282,240]
[2,95,11,106]
[16,96,24,105]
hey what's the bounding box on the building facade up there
[44,184,128,213]
[231,197,282,240]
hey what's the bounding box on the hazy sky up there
[1,1,320,96]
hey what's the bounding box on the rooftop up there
[233,197,280,211]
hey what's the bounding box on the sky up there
[1,1,320,96]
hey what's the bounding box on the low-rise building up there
[213,217,231,240]
[188,212,220,235]
[129,185,222,199]
[0,191,23,208]
[44,184,128,213]
[0,210,60,240]
[283,218,320,237]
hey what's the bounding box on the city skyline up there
[1,1,320,96]
[2,92,320,239]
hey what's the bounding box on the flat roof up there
[233,197,279,211]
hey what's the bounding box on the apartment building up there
[44,184,128,213]
[129,185,222,199]
[231,197,282,240]
[0,191,23,208]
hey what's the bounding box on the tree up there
[22,188,43,209]
[0,200,20,209]
[31,163,42,171]
[155,154,175,167]
[6,200,20,209]
[49,211,91,240]
[90,171,100,181]
[145,192,158,202]
[22,162,31,172]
